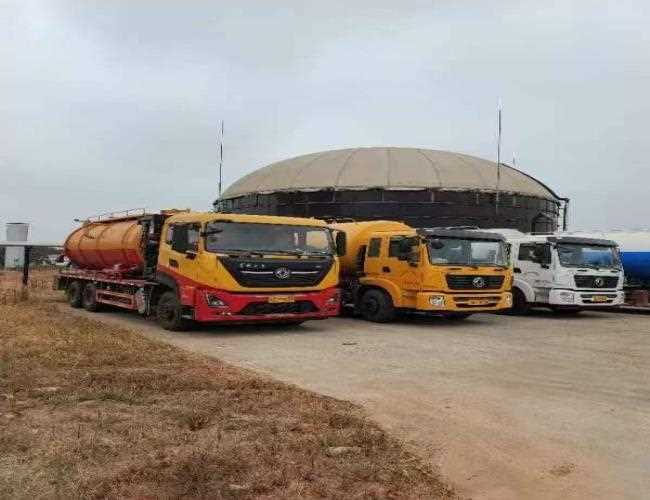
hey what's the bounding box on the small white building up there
[4,223,29,268]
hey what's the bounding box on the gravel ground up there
[69,307,650,500]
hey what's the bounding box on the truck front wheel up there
[358,289,395,323]
[509,288,530,315]
[66,281,83,308]
[156,291,189,331]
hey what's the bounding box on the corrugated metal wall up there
[215,189,560,233]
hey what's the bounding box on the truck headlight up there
[505,293,512,306]
[205,293,227,307]
[559,291,574,303]
[429,295,445,307]
[326,291,340,304]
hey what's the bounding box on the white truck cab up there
[495,230,625,313]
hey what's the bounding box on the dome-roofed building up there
[215,147,566,232]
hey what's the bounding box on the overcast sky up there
[2,0,649,241]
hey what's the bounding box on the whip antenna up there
[218,120,224,199]
[495,99,502,215]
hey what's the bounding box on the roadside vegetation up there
[0,271,453,499]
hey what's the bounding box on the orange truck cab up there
[57,211,343,330]
[330,221,513,322]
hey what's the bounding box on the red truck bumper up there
[192,286,340,323]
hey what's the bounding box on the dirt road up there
[69,308,650,499]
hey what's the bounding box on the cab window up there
[388,237,405,257]
[367,238,381,257]
[518,244,536,262]
[167,223,200,253]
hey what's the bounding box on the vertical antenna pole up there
[496,99,502,215]
[218,120,224,199]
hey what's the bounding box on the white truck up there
[494,230,625,314]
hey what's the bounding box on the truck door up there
[362,236,384,276]
[517,242,553,300]
[387,236,420,291]
[163,223,201,303]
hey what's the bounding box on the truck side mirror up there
[407,249,420,266]
[335,231,347,257]
[533,244,551,266]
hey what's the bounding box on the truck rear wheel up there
[66,281,83,308]
[156,291,189,331]
[82,283,102,312]
[358,289,395,323]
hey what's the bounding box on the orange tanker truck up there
[56,209,344,330]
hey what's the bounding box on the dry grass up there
[0,269,57,305]
[0,278,454,499]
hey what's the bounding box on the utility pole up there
[495,99,502,215]
[218,120,224,199]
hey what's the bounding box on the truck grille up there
[239,301,318,315]
[220,257,333,288]
[446,275,505,290]
[574,276,619,289]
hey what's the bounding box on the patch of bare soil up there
[0,292,454,499]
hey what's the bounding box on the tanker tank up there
[64,218,144,271]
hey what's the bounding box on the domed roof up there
[222,147,559,200]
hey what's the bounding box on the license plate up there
[268,295,295,303]
[592,295,608,303]
[468,299,489,306]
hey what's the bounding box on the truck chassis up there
[55,268,339,328]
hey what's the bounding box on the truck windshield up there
[427,238,507,266]
[204,222,334,256]
[556,244,621,269]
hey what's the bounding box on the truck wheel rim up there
[363,297,379,315]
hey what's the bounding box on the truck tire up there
[358,289,395,323]
[509,288,530,315]
[66,281,83,308]
[82,283,102,312]
[443,312,472,321]
[156,291,189,331]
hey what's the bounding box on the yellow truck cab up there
[330,221,512,322]
[154,212,343,328]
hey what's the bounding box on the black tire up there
[358,289,395,323]
[82,283,102,312]
[66,281,83,308]
[509,288,530,315]
[156,291,189,331]
[443,312,472,321]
